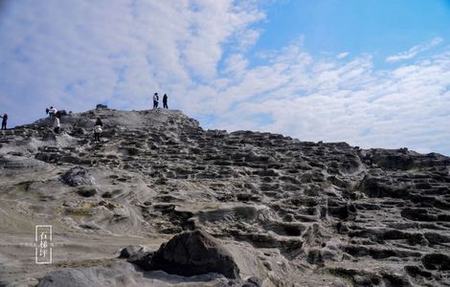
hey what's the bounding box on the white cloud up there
[0,1,449,155]
[337,52,349,59]
[385,37,443,63]
[210,48,450,155]
[0,0,264,114]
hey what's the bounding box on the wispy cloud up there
[0,0,264,114]
[337,52,349,59]
[385,37,443,63]
[212,48,450,155]
[0,1,449,155]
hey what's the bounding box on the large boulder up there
[134,229,240,279]
[60,166,95,187]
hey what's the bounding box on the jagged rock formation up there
[0,108,449,286]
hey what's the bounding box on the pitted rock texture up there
[61,166,96,187]
[0,108,449,287]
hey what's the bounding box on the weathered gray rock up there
[37,268,107,287]
[422,253,450,271]
[0,155,49,169]
[1,109,450,286]
[60,166,95,186]
[135,230,240,279]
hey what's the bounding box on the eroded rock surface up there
[0,108,449,286]
[61,166,95,187]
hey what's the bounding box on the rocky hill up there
[0,108,449,287]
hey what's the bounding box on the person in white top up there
[48,106,58,119]
[94,117,103,142]
[53,114,61,134]
[153,93,159,109]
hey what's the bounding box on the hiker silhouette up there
[163,94,168,109]
[1,113,7,130]
[153,93,159,109]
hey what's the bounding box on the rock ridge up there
[0,108,449,286]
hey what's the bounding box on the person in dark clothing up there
[94,117,103,142]
[153,93,159,109]
[95,118,103,126]
[163,94,168,109]
[0,113,7,130]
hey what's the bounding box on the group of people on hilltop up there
[1,93,169,140]
[153,93,168,109]
[45,105,103,142]
[40,93,169,143]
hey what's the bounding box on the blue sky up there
[254,0,450,59]
[0,0,450,155]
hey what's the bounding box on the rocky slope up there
[0,108,449,287]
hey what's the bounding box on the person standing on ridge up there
[94,117,103,142]
[48,106,57,119]
[53,112,61,134]
[0,113,8,130]
[163,94,168,109]
[153,93,159,109]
